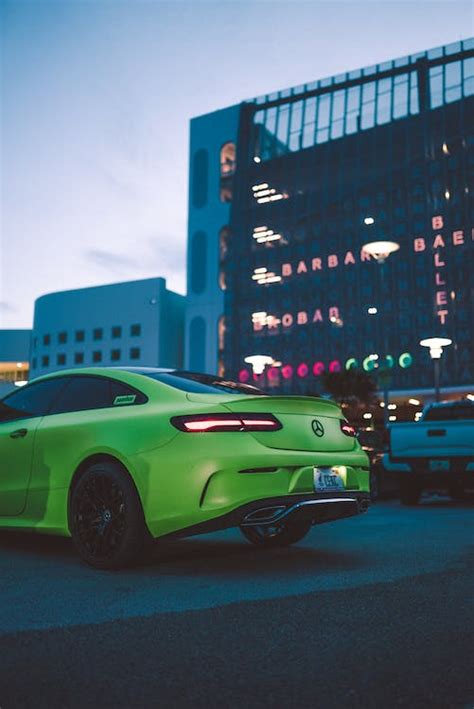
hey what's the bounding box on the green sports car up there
[0,367,370,569]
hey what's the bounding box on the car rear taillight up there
[340,419,357,437]
[170,413,282,433]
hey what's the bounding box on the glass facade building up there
[187,40,474,399]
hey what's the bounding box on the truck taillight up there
[171,413,282,433]
[340,419,357,437]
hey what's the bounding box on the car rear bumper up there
[159,491,370,540]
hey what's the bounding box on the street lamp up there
[244,354,274,375]
[419,337,452,402]
[362,240,400,425]
[361,241,400,264]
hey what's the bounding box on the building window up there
[75,330,85,342]
[112,326,122,339]
[192,148,208,209]
[189,317,206,372]
[111,349,121,361]
[130,347,140,360]
[74,352,84,364]
[130,324,141,337]
[43,334,50,346]
[41,355,49,367]
[219,227,230,290]
[190,231,207,294]
[57,353,66,366]
[58,332,67,344]
[92,351,102,363]
[32,357,37,370]
[93,328,103,341]
[220,142,236,202]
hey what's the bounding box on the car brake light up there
[171,413,282,433]
[340,419,357,437]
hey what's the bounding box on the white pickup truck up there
[383,400,474,504]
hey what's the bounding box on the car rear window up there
[423,404,474,421]
[140,370,266,396]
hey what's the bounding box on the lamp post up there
[362,240,400,426]
[419,337,452,402]
[244,354,274,375]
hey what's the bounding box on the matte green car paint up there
[0,368,369,538]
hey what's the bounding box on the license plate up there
[429,460,450,472]
[313,467,345,491]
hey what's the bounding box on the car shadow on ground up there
[0,526,367,577]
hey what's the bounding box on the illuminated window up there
[219,227,230,290]
[218,316,226,352]
[220,142,235,202]
[192,149,208,209]
[191,231,207,294]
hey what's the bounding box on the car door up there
[0,378,68,516]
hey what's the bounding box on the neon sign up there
[253,306,341,331]
[238,352,413,383]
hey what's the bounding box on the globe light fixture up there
[362,240,400,264]
[244,354,274,375]
[419,337,452,401]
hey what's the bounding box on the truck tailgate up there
[390,420,474,459]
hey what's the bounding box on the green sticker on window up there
[113,394,136,406]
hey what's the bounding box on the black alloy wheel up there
[240,517,313,548]
[70,461,147,569]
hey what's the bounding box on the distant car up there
[0,368,370,568]
[384,400,474,504]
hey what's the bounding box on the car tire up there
[70,461,148,570]
[399,476,422,506]
[240,517,313,548]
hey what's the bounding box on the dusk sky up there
[1,0,473,329]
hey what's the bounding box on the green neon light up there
[345,358,358,370]
[399,352,413,368]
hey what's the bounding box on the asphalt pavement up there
[0,497,473,708]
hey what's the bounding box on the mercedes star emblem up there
[312,419,325,437]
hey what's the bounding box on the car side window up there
[50,376,147,414]
[0,379,69,423]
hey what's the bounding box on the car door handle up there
[427,429,446,437]
[10,428,28,439]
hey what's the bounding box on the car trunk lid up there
[185,394,355,452]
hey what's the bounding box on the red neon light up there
[267,367,279,380]
[313,361,325,376]
[329,360,341,373]
[297,363,309,378]
[238,369,250,383]
[281,364,293,379]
